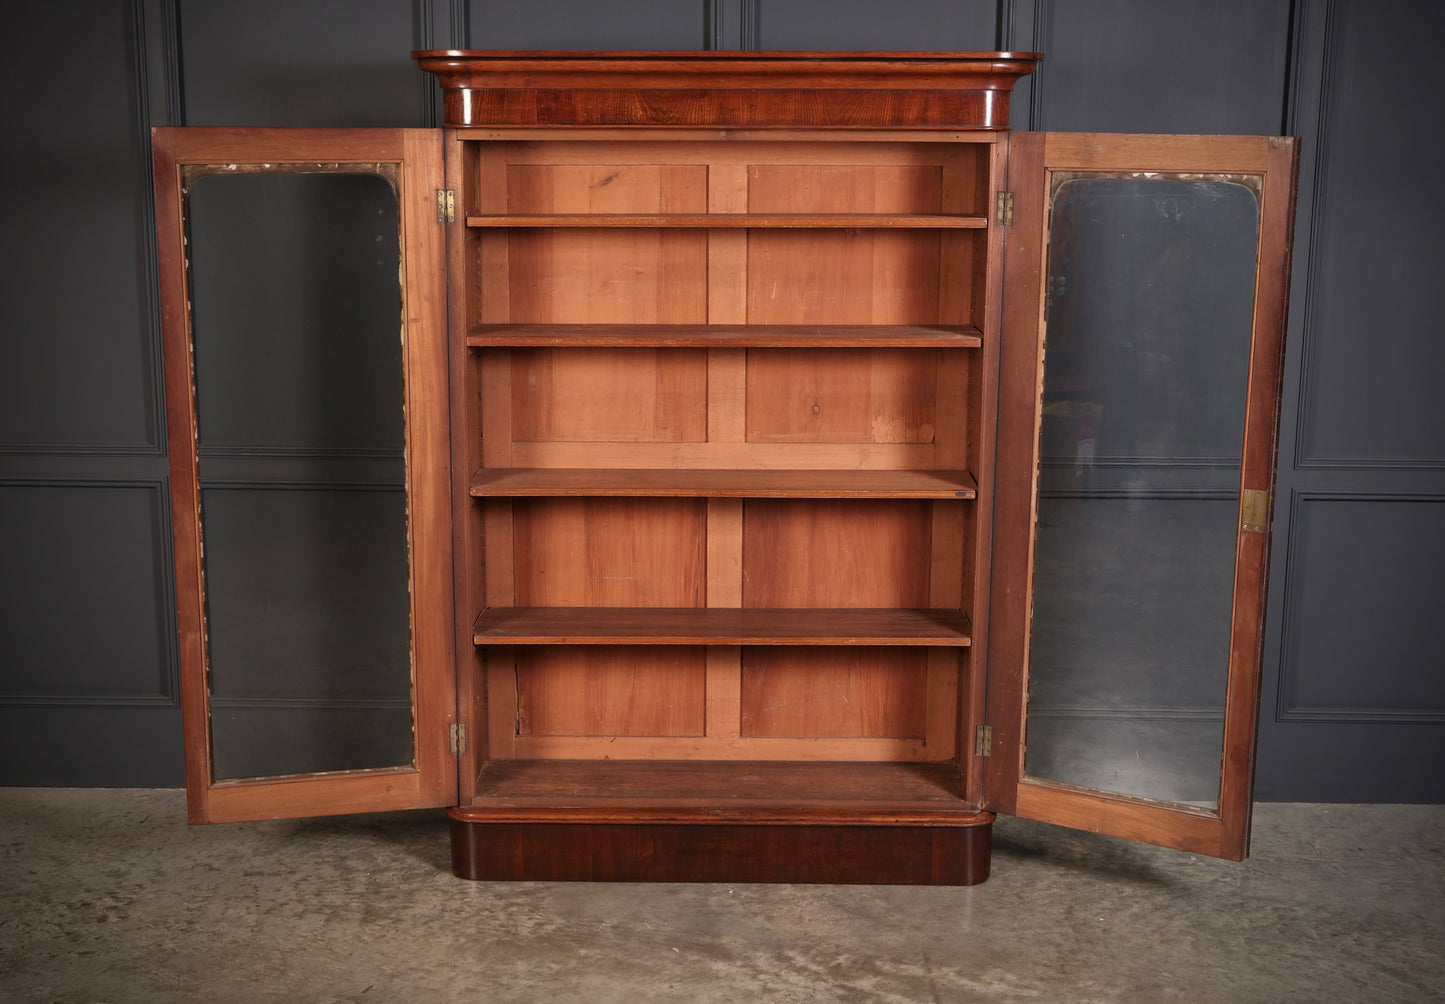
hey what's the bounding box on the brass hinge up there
[1241,488,1270,533]
[974,724,993,757]
[436,189,455,224]
[448,722,467,755]
[995,191,1014,227]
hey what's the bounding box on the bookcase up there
[153,52,1297,884]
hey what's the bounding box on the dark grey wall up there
[2,0,1439,801]
[0,1,182,784]
[1254,0,1445,801]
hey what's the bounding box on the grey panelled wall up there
[1016,0,1292,134]
[179,0,431,126]
[468,0,709,49]
[0,1,181,784]
[1,0,1440,801]
[1254,0,1445,801]
[756,0,997,50]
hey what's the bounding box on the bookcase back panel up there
[746,163,944,213]
[503,441,939,470]
[512,499,707,606]
[745,348,942,444]
[505,230,709,324]
[480,141,982,197]
[461,129,996,776]
[516,646,708,738]
[740,647,929,739]
[506,163,709,213]
[742,500,932,608]
[511,348,709,443]
[475,141,986,330]
[488,348,958,469]
[746,231,943,324]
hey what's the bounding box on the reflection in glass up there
[185,172,414,780]
[1024,177,1260,807]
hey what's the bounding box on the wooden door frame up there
[152,127,456,823]
[985,131,1298,858]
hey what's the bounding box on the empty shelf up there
[466,212,987,228]
[472,606,973,646]
[470,468,977,499]
[460,759,974,816]
[467,323,983,348]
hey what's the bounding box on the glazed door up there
[987,132,1296,858]
[153,129,455,823]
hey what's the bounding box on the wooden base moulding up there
[448,814,994,885]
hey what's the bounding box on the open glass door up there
[987,132,1296,858]
[153,129,454,822]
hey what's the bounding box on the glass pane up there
[185,171,413,780]
[1024,177,1260,807]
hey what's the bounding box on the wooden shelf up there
[471,467,977,499]
[456,759,976,819]
[467,323,983,349]
[466,212,987,229]
[472,606,973,646]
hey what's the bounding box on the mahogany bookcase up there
[153,52,1296,883]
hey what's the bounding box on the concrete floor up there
[0,790,1441,1002]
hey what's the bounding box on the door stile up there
[1215,136,1300,854]
[444,128,486,805]
[961,134,1015,806]
[983,130,1047,819]
[399,126,460,813]
[152,129,210,823]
